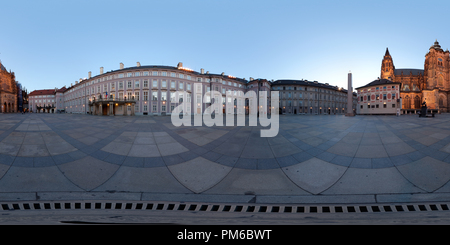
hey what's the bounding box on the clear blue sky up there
[1,0,449,93]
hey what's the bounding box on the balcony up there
[88,95,136,106]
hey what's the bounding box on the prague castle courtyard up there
[1,112,450,207]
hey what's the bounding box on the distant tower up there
[381,48,395,80]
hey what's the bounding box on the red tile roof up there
[28,86,67,96]
[28,89,56,96]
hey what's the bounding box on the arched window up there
[404,95,411,109]
[403,85,410,91]
[414,96,421,109]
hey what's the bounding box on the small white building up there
[356,79,402,115]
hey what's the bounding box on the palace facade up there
[381,40,450,114]
[28,62,356,116]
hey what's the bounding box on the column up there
[109,102,114,116]
[131,103,135,116]
[345,72,355,117]
[123,104,127,116]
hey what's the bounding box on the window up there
[162,72,167,76]
[383,94,387,100]
[153,105,157,111]
[135,91,140,101]
[161,92,166,101]
[392,104,396,108]
[162,80,167,88]
[143,71,149,76]
[392,93,396,100]
[153,80,158,88]
[171,81,175,89]
[171,72,176,77]
[162,105,166,112]
[144,105,148,112]
[187,84,191,90]
[111,82,115,90]
[179,82,183,90]
[143,91,149,101]
[153,71,158,76]
[152,91,158,101]
[143,80,148,88]
[135,104,139,112]
[135,72,140,77]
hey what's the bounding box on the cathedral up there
[381,40,450,113]
[0,61,18,113]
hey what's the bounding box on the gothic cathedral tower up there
[424,40,450,90]
[381,48,395,80]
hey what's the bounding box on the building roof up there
[97,65,248,83]
[56,87,67,93]
[28,89,56,96]
[355,79,401,90]
[272,79,347,91]
[394,68,424,76]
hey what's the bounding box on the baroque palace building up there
[28,62,356,116]
[381,40,450,114]
[0,61,18,113]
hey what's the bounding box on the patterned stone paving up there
[1,113,450,198]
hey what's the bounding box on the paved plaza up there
[1,112,450,204]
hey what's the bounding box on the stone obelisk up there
[345,72,354,117]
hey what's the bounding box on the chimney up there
[137,62,141,67]
[100,67,104,74]
[88,71,92,79]
[120,63,124,69]
[177,62,183,68]
[200,68,205,74]
[221,72,225,76]
[250,77,254,81]
[206,71,209,74]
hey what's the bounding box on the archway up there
[439,95,446,112]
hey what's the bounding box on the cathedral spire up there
[385,47,391,57]
[381,48,394,80]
